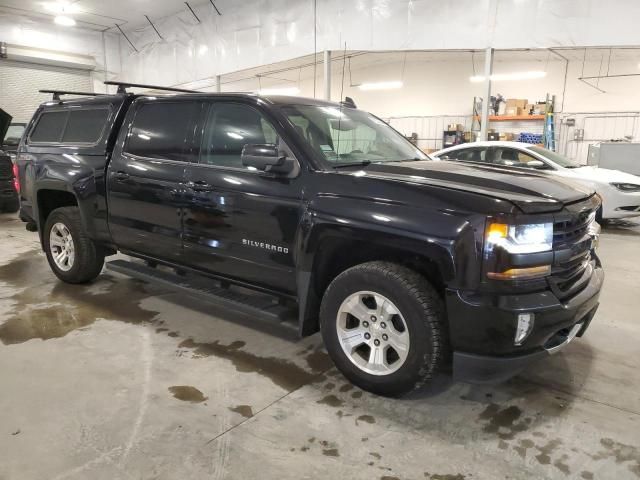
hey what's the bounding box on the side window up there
[125,101,199,162]
[200,103,279,169]
[29,111,68,143]
[29,109,110,144]
[456,148,487,163]
[62,109,109,143]
[493,148,545,168]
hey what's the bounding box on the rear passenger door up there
[107,98,200,262]
[181,101,303,294]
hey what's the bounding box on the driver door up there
[181,101,303,294]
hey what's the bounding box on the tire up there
[43,206,105,284]
[319,261,447,397]
[0,197,19,213]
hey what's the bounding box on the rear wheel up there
[44,207,105,283]
[320,261,446,396]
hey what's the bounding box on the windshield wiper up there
[332,160,372,168]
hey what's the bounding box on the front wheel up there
[44,207,105,283]
[320,261,447,397]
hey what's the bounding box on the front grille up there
[0,157,12,179]
[549,196,599,300]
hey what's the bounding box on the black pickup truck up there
[16,84,603,396]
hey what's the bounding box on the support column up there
[323,50,331,101]
[479,47,494,142]
[215,75,221,93]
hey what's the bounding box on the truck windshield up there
[281,105,427,167]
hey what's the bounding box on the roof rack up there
[39,89,106,101]
[104,81,197,94]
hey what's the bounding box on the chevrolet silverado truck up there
[16,82,604,396]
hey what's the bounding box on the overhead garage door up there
[0,60,92,123]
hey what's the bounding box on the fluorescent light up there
[258,86,300,96]
[357,81,403,91]
[54,15,76,26]
[470,71,547,82]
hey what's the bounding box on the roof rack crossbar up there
[39,89,105,101]
[104,81,198,94]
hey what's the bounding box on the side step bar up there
[106,259,298,332]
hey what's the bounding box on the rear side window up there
[125,102,199,162]
[62,109,109,143]
[29,111,68,143]
[29,108,109,144]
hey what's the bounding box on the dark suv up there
[15,83,603,396]
[0,108,19,213]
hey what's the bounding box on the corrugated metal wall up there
[0,60,92,122]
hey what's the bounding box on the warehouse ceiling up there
[0,0,216,30]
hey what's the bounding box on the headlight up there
[485,222,553,280]
[610,182,640,193]
[486,222,553,254]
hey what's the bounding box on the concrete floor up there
[0,212,639,480]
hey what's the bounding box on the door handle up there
[188,180,214,192]
[113,171,130,181]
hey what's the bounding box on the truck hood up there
[347,160,594,213]
[0,108,12,146]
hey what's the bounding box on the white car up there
[433,141,640,220]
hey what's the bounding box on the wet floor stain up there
[339,383,353,393]
[514,438,535,459]
[317,394,344,408]
[305,349,332,372]
[478,404,531,440]
[322,448,339,457]
[424,474,466,480]
[357,414,376,425]
[178,338,326,391]
[535,438,563,466]
[380,476,400,480]
[168,385,208,403]
[0,255,160,345]
[370,452,382,460]
[580,471,594,479]
[591,438,640,476]
[229,404,253,418]
[352,390,363,399]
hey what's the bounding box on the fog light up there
[515,313,535,345]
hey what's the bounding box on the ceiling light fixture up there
[357,81,403,91]
[258,86,300,96]
[54,15,76,26]
[470,71,547,82]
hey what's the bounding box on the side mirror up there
[241,144,293,174]
[528,160,547,169]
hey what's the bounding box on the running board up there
[106,259,298,331]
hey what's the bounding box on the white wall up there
[116,0,640,86]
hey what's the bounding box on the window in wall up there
[125,101,199,162]
[199,103,279,169]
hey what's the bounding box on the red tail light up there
[12,163,20,193]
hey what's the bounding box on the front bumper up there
[447,264,604,384]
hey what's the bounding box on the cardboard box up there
[504,132,516,141]
[524,103,535,115]
[534,103,546,114]
[506,98,528,110]
[505,106,522,116]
